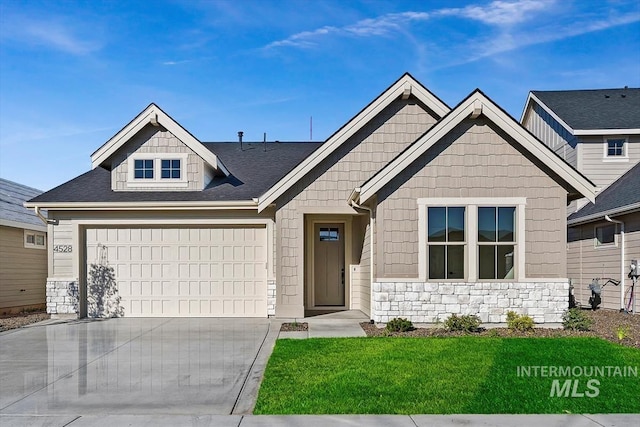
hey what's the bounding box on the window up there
[427,207,465,279]
[319,227,340,241]
[478,207,516,280]
[604,137,628,160]
[419,198,525,282]
[24,230,46,249]
[161,159,181,179]
[595,224,616,247]
[134,159,154,179]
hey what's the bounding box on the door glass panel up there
[319,227,339,241]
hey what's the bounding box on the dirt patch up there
[280,322,309,332]
[361,309,640,349]
[0,311,50,332]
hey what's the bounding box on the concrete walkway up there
[1,413,638,426]
[278,310,368,338]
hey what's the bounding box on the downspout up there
[349,189,375,318]
[605,215,625,310]
[33,206,57,225]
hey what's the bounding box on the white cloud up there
[445,0,551,26]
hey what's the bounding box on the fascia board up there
[360,99,474,203]
[23,201,258,210]
[574,129,640,136]
[257,75,449,212]
[568,203,640,226]
[0,218,47,232]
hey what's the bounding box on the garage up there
[85,226,267,317]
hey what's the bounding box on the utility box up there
[631,259,639,278]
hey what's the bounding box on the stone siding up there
[46,279,79,318]
[372,281,569,324]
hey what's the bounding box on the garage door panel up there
[86,226,267,317]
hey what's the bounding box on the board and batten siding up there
[110,124,207,191]
[0,225,47,312]
[568,213,640,311]
[523,102,578,168]
[376,117,568,279]
[578,135,640,191]
[275,98,440,317]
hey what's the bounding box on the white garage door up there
[85,226,267,317]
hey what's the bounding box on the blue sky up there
[1,0,639,191]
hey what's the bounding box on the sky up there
[0,0,639,192]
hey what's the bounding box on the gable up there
[359,90,597,205]
[257,73,450,212]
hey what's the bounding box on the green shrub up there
[506,311,535,332]
[562,308,592,331]
[444,314,481,332]
[386,317,414,332]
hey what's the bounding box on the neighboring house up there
[26,73,596,323]
[567,163,640,312]
[521,87,640,213]
[0,178,47,314]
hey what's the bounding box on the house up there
[26,73,596,323]
[521,87,640,214]
[0,178,47,314]
[567,163,640,312]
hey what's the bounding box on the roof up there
[568,162,640,225]
[90,103,229,176]
[28,142,322,205]
[357,89,597,205]
[0,178,46,230]
[257,72,451,212]
[529,88,640,132]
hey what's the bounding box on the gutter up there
[33,206,57,225]
[567,203,640,226]
[23,200,260,211]
[604,215,625,311]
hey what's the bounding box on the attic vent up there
[605,95,610,98]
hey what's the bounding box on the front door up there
[314,223,345,306]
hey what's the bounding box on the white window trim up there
[127,153,189,188]
[602,136,629,162]
[24,230,46,250]
[594,223,618,248]
[418,197,526,282]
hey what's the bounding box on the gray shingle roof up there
[0,178,45,228]
[568,162,640,222]
[532,88,640,130]
[29,142,322,203]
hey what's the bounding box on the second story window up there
[605,138,626,157]
[134,159,154,179]
[161,159,181,179]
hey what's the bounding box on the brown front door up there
[314,223,345,306]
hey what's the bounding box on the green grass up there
[254,337,640,414]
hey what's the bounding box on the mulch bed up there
[361,309,640,349]
[280,322,309,332]
[0,311,50,332]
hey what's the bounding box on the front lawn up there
[254,337,640,414]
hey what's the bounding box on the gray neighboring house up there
[26,73,596,323]
[521,87,640,214]
[0,178,47,314]
[567,163,640,312]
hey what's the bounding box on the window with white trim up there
[127,153,188,188]
[427,207,465,279]
[161,159,181,179]
[24,230,46,249]
[603,137,628,160]
[595,224,616,247]
[419,198,526,282]
[134,159,154,179]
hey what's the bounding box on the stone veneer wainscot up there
[372,281,569,324]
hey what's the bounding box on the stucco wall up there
[275,98,440,317]
[110,124,206,191]
[376,117,568,279]
[568,212,640,311]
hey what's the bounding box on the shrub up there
[385,317,414,332]
[506,311,535,332]
[444,314,481,332]
[562,308,592,331]
[616,325,631,341]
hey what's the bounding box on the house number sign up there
[53,245,72,253]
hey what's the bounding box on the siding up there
[351,218,371,316]
[568,213,640,311]
[0,225,47,312]
[579,135,640,191]
[275,98,439,316]
[111,124,204,191]
[376,117,567,279]
[524,102,578,167]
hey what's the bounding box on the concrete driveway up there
[0,318,270,417]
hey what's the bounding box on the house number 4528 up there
[53,245,72,253]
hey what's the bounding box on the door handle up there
[341,267,345,285]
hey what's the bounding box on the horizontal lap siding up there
[276,99,439,313]
[0,225,47,310]
[580,135,640,191]
[568,213,640,311]
[377,118,566,279]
